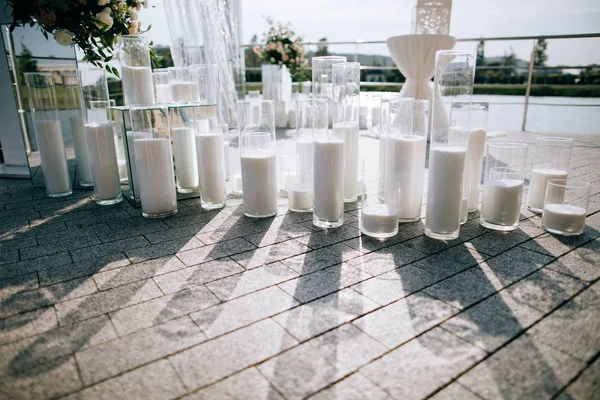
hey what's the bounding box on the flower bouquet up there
[6,0,151,76]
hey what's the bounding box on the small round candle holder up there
[542,179,590,236]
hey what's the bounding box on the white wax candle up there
[126,131,152,196]
[527,168,569,211]
[241,149,278,217]
[233,172,243,194]
[69,116,93,184]
[426,147,467,235]
[482,179,523,226]
[359,105,368,129]
[466,128,486,211]
[372,106,381,126]
[197,119,210,134]
[385,134,427,221]
[170,81,198,103]
[172,127,199,190]
[361,203,399,237]
[223,140,230,180]
[34,120,71,195]
[542,203,586,234]
[113,129,128,183]
[289,108,296,129]
[334,121,359,200]
[134,138,177,216]
[313,139,344,222]
[155,83,171,103]
[85,122,121,201]
[121,65,155,106]
[288,183,313,211]
[296,139,313,185]
[196,132,227,207]
[460,196,469,224]
[118,159,128,182]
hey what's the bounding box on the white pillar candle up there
[172,127,199,191]
[297,139,313,185]
[69,116,93,184]
[288,183,313,211]
[481,179,524,226]
[85,122,121,201]
[359,105,368,129]
[313,139,344,222]
[466,128,486,211]
[134,138,177,216]
[426,147,467,234]
[223,140,230,180]
[334,121,359,201]
[170,82,198,103]
[34,120,71,195]
[196,132,227,207]
[542,203,586,234]
[233,172,243,194]
[361,204,399,237]
[155,83,171,103]
[385,134,427,221]
[289,108,296,129]
[121,66,155,106]
[527,168,569,211]
[241,149,278,217]
[126,131,152,195]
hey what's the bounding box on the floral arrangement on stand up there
[253,18,308,80]
[6,0,152,75]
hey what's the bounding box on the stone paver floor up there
[0,131,599,399]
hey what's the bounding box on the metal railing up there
[242,32,600,131]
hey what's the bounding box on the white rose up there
[98,0,110,5]
[95,11,114,29]
[53,29,73,46]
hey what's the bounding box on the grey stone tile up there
[206,262,299,302]
[109,285,220,336]
[354,293,458,349]
[258,324,387,400]
[480,246,555,286]
[428,383,480,400]
[402,235,463,255]
[196,220,269,245]
[504,267,586,313]
[411,245,487,281]
[170,319,298,391]
[38,253,130,286]
[1,220,67,242]
[20,234,101,261]
[307,372,392,400]
[0,236,37,254]
[76,316,206,385]
[243,222,314,248]
[350,265,438,306]
[182,367,284,400]
[176,237,255,267]
[546,239,600,282]
[520,229,598,258]
[191,286,298,338]
[273,288,379,342]
[281,243,363,275]
[64,211,133,230]
[0,250,19,266]
[65,359,187,400]
[55,279,163,325]
[0,307,58,345]
[142,222,208,245]
[0,273,39,298]
[554,357,600,400]
[296,225,362,249]
[127,236,205,263]
[153,258,244,294]
[278,263,370,304]
[345,243,427,276]
[230,239,310,269]
[361,327,486,400]
[458,334,586,400]
[466,230,533,256]
[341,233,404,254]
[71,236,151,262]
[441,291,544,353]
[98,220,171,243]
[35,223,110,245]
[0,355,82,399]
[93,256,186,290]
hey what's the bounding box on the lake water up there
[476,95,600,135]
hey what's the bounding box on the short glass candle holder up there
[153,68,171,103]
[360,186,399,239]
[168,67,199,103]
[542,179,590,236]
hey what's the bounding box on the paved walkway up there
[0,131,598,399]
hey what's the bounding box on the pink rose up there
[253,45,261,54]
[282,54,289,62]
[35,9,56,26]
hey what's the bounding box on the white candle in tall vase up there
[542,203,586,234]
[155,83,171,103]
[223,140,230,180]
[334,121,359,201]
[134,138,177,216]
[121,65,155,106]
[85,122,121,201]
[481,179,524,226]
[69,116,93,184]
[35,120,71,195]
[426,147,467,234]
[527,168,569,211]
[297,139,314,185]
[241,149,278,217]
[126,131,152,196]
[313,139,345,222]
[170,82,198,103]
[172,127,199,191]
[196,132,227,208]
[466,128,486,211]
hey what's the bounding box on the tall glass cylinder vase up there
[153,68,171,103]
[24,73,72,197]
[191,64,220,106]
[466,101,489,212]
[238,100,278,218]
[117,35,155,106]
[312,56,347,128]
[196,118,227,210]
[169,106,200,194]
[168,67,199,104]
[526,137,573,213]
[62,73,93,187]
[130,106,177,218]
[480,142,528,231]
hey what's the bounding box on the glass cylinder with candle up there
[196,113,227,210]
[480,142,528,231]
[168,67,199,104]
[360,185,400,239]
[24,72,72,197]
[169,106,200,194]
[466,101,489,212]
[238,100,278,218]
[526,137,573,213]
[62,73,93,188]
[542,180,590,236]
[130,106,177,218]
[117,35,155,106]
[153,68,171,103]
